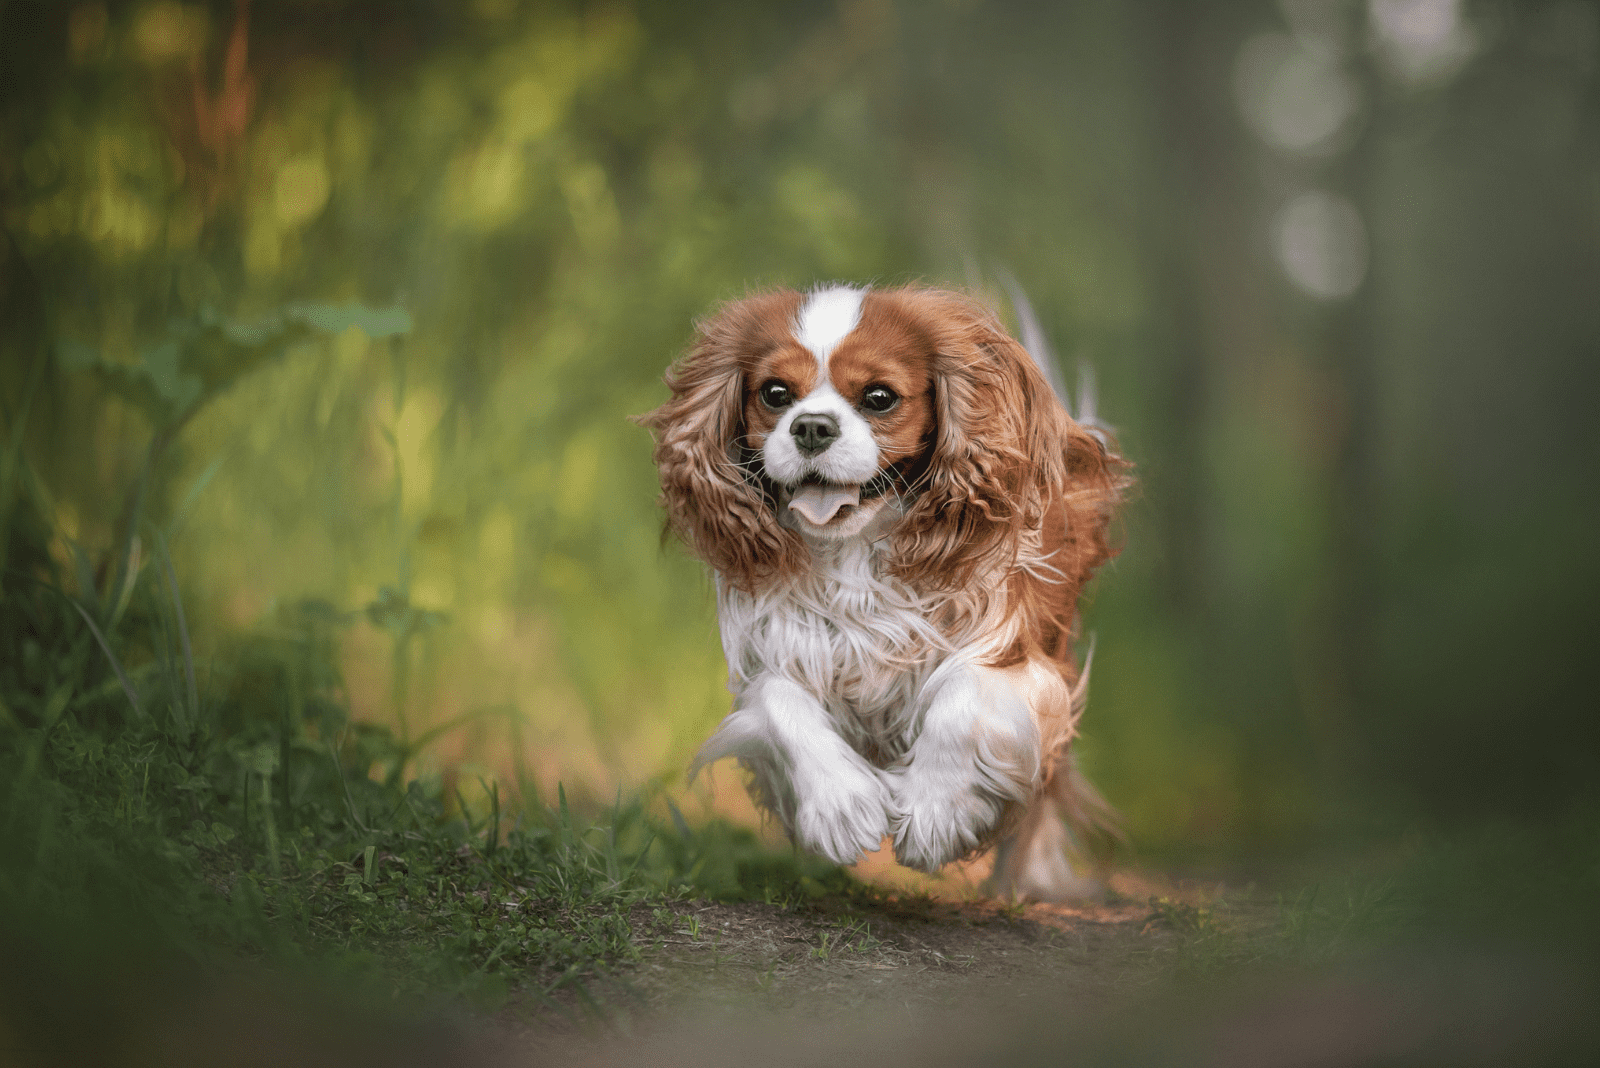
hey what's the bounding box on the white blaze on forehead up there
[761,284,880,495]
[794,285,866,374]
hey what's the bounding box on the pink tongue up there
[788,483,862,525]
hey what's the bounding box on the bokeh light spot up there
[1369,0,1477,85]
[132,2,207,63]
[1234,32,1358,154]
[499,77,558,143]
[445,141,525,231]
[1275,190,1368,300]
[396,388,443,518]
[274,155,331,227]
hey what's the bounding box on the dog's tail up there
[987,652,1123,902]
[996,268,1114,447]
[988,759,1120,901]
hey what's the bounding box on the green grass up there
[0,481,853,1030]
[1143,879,1404,978]
[6,390,1596,1060]
[0,296,867,1039]
[1141,810,1600,987]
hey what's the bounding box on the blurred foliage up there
[0,0,1595,867]
[0,471,862,1034]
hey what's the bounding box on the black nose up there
[791,413,840,456]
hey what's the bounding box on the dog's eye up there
[860,385,899,413]
[759,381,793,409]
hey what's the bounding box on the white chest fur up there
[717,539,945,764]
[698,536,1054,872]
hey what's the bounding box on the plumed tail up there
[1051,750,1123,861]
[995,268,1115,448]
[987,753,1122,902]
[1058,635,1124,857]
[988,639,1123,901]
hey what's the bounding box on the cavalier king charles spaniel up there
[639,284,1128,900]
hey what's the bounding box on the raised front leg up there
[691,674,889,865]
[887,661,1045,872]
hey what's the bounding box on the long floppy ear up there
[1053,415,1127,605]
[887,289,1110,590]
[635,292,807,591]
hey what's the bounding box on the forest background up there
[1,0,1595,894]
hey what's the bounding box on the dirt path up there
[498,872,1214,1066]
[619,893,1170,1011]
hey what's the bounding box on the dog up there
[639,283,1127,899]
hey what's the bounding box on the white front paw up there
[792,764,889,866]
[887,763,1007,873]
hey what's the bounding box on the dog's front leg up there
[693,674,888,865]
[887,662,1042,872]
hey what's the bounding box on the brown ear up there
[1053,416,1127,602]
[636,292,807,591]
[886,289,1122,590]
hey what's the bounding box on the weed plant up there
[0,464,850,1030]
[0,295,867,1037]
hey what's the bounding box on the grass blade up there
[406,704,512,756]
[68,598,142,720]
[107,533,142,630]
[166,453,226,542]
[0,348,45,600]
[156,535,199,724]
[106,464,149,626]
[328,738,371,834]
[64,538,100,621]
[665,798,693,844]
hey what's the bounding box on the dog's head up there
[638,284,1118,592]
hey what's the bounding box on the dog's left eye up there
[860,385,899,413]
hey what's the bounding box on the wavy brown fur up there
[635,290,810,591]
[639,286,1128,602]
[641,283,1132,895]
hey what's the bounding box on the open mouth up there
[784,468,902,526]
[787,480,861,525]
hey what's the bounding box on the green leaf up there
[54,301,411,431]
[139,341,202,411]
[285,302,414,338]
[238,741,279,776]
[54,339,99,371]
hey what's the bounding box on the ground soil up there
[493,868,1224,1066]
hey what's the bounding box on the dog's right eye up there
[759,381,793,409]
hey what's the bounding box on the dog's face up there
[740,287,935,540]
[640,284,1107,592]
